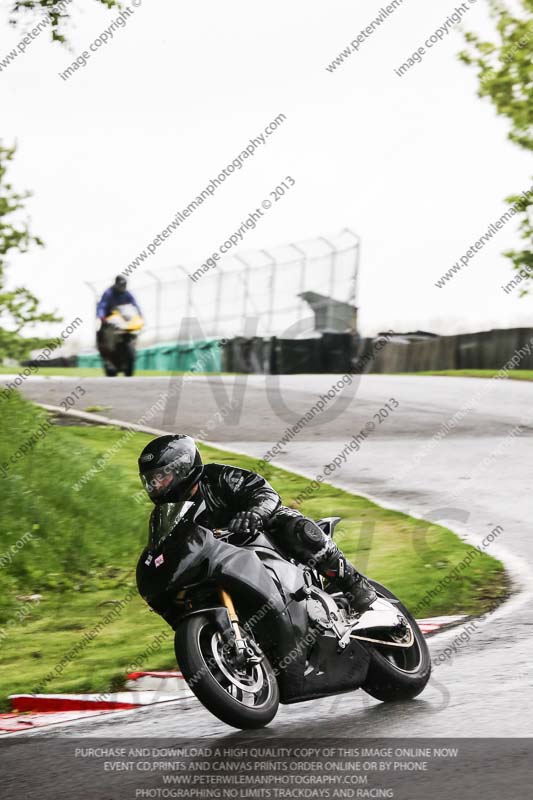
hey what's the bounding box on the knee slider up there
[295,519,325,552]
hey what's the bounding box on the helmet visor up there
[139,452,195,501]
[140,468,174,500]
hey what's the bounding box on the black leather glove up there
[227,511,263,543]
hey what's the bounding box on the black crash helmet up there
[138,434,203,504]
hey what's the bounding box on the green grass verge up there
[3,366,532,381]
[406,370,533,381]
[0,394,507,709]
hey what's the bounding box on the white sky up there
[2,0,533,349]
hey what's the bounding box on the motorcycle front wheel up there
[361,580,431,702]
[123,340,136,377]
[174,612,280,729]
[103,360,117,377]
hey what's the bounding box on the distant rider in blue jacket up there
[97,275,142,322]
[96,276,142,350]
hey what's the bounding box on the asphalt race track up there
[2,373,533,740]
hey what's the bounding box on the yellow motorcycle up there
[98,304,144,377]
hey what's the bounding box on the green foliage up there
[460,1,533,289]
[0,142,62,360]
[9,0,120,43]
[1,4,123,358]
[0,393,147,622]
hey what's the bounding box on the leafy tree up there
[460,0,533,290]
[9,0,119,43]
[2,2,120,359]
[0,141,61,360]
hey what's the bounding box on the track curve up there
[3,373,533,738]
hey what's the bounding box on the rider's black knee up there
[293,518,325,553]
[266,509,327,562]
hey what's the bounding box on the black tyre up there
[175,612,279,729]
[124,340,136,377]
[104,360,117,377]
[112,339,130,376]
[361,580,431,702]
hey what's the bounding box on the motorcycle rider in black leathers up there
[138,434,377,612]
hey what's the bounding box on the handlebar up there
[213,528,232,539]
[213,527,263,544]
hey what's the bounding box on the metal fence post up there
[318,235,339,331]
[260,248,277,334]
[177,265,195,340]
[290,242,308,327]
[84,281,99,348]
[234,253,255,332]
[214,270,224,338]
[342,227,361,312]
[145,270,162,344]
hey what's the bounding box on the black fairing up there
[136,522,370,704]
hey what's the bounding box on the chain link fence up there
[85,229,360,346]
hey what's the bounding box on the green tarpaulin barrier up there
[77,339,223,372]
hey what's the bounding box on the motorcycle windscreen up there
[114,303,138,320]
[114,303,144,331]
[149,500,195,548]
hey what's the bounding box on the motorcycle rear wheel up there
[361,580,431,702]
[175,612,279,729]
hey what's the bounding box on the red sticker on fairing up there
[155,554,164,567]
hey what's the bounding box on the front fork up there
[219,588,262,665]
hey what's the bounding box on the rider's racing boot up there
[289,517,377,613]
[316,537,377,613]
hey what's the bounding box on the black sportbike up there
[136,502,431,729]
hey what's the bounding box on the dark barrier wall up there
[320,332,358,373]
[273,337,324,374]
[369,327,533,374]
[370,337,455,374]
[72,327,533,375]
[222,333,359,374]
[222,337,273,374]
[21,356,77,369]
